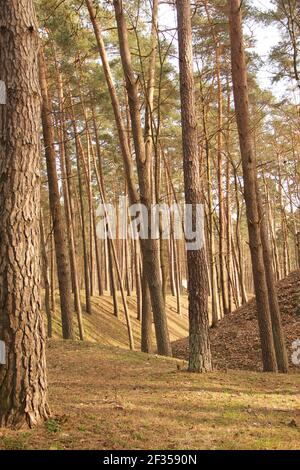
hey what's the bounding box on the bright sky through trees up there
[158,0,287,96]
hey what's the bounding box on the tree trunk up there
[113,0,172,357]
[86,0,170,354]
[39,51,74,339]
[69,100,92,314]
[228,0,277,372]
[176,0,212,373]
[0,0,50,427]
[56,67,84,339]
[257,187,289,373]
[40,215,52,339]
[141,271,153,353]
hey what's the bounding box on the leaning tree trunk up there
[228,0,277,372]
[176,0,212,373]
[0,0,50,427]
[39,51,74,339]
[257,187,289,373]
[113,0,172,356]
[85,0,171,356]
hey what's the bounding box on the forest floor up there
[1,272,299,450]
[0,340,299,450]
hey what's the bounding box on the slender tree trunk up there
[91,140,134,349]
[69,100,92,314]
[176,0,212,373]
[135,240,143,321]
[108,240,119,318]
[56,67,84,339]
[203,104,221,325]
[86,0,171,355]
[113,0,172,356]
[40,215,52,339]
[233,166,248,304]
[228,0,277,372]
[257,187,289,373]
[39,51,74,339]
[50,229,56,313]
[0,0,50,427]
[216,44,229,316]
[141,271,153,353]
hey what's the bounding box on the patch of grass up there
[45,418,61,434]
[77,425,86,432]
[2,433,30,450]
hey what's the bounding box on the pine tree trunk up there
[141,271,153,353]
[39,51,74,339]
[69,102,92,314]
[228,0,277,372]
[113,0,172,357]
[176,0,212,373]
[257,188,289,373]
[56,68,84,339]
[40,215,53,339]
[0,0,50,427]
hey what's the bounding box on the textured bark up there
[176,0,212,373]
[142,0,159,345]
[141,271,153,353]
[0,0,50,427]
[257,188,289,373]
[228,0,277,372]
[40,215,52,339]
[233,166,248,304]
[39,51,74,339]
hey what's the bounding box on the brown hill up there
[172,270,300,372]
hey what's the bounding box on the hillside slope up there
[50,292,189,351]
[173,270,300,371]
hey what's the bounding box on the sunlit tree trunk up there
[0,0,50,427]
[228,0,277,372]
[177,0,212,372]
[39,51,74,339]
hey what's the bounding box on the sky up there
[157,0,286,98]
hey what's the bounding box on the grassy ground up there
[0,340,299,450]
[51,291,190,349]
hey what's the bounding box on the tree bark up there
[40,215,53,339]
[176,0,212,373]
[39,51,74,340]
[113,0,172,356]
[257,187,289,373]
[228,0,277,372]
[0,0,50,427]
